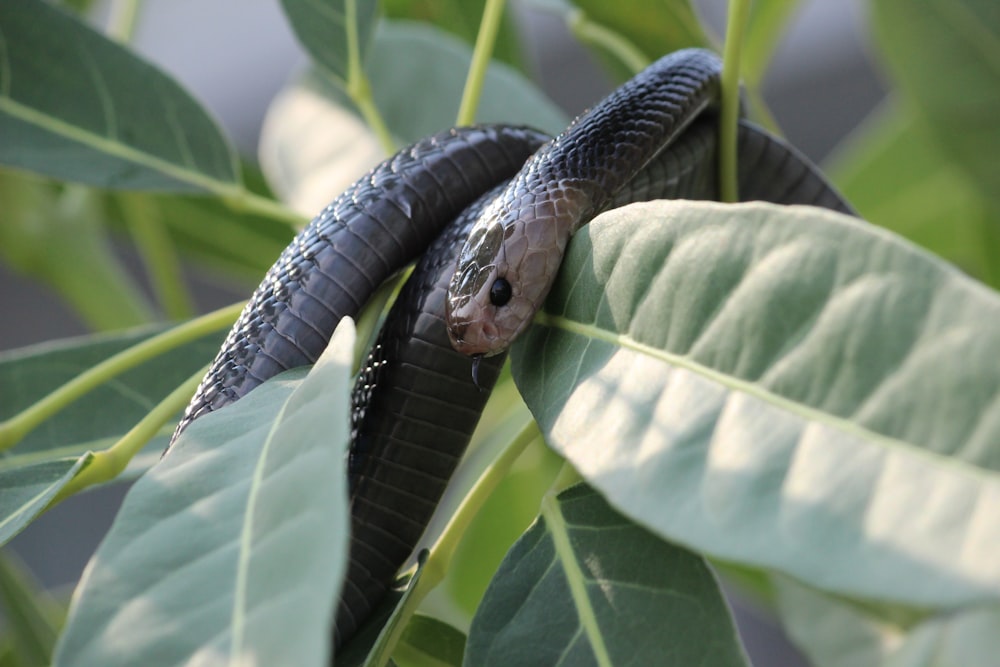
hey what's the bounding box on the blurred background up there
[1,1,887,664]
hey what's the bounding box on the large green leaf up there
[870,0,1000,208]
[465,484,750,666]
[0,0,239,191]
[0,326,225,457]
[53,319,354,667]
[511,200,1000,609]
[829,103,1000,288]
[259,21,568,213]
[280,0,380,85]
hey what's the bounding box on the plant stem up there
[221,188,306,229]
[345,0,395,154]
[49,365,208,505]
[567,9,650,74]
[719,0,751,203]
[456,0,507,125]
[369,420,542,667]
[120,193,195,320]
[107,0,142,42]
[0,302,245,452]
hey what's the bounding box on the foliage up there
[0,0,998,665]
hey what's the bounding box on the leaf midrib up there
[533,310,996,481]
[0,96,238,193]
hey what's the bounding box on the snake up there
[168,48,852,652]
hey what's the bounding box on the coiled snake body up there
[170,49,852,651]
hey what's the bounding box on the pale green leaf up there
[870,0,1000,207]
[743,0,802,85]
[829,103,1000,288]
[776,578,1000,667]
[511,200,1000,609]
[885,606,1000,667]
[0,0,239,191]
[774,578,901,667]
[465,484,750,666]
[0,170,153,330]
[53,319,355,667]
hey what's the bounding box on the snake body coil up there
[173,49,852,652]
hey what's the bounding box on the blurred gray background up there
[1,1,887,663]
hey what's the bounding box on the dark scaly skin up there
[338,184,508,648]
[338,116,852,651]
[169,125,549,441]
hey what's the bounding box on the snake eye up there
[489,277,512,307]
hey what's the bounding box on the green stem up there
[0,302,245,452]
[456,0,507,125]
[567,9,650,74]
[120,193,195,320]
[719,0,751,203]
[345,0,395,154]
[221,188,306,229]
[369,420,542,667]
[107,0,141,42]
[50,365,208,505]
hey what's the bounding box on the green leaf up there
[0,326,225,458]
[465,484,750,666]
[0,0,239,191]
[116,191,295,283]
[829,103,1000,288]
[280,0,380,85]
[885,606,1000,667]
[566,0,709,63]
[394,615,466,667]
[356,21,569,138]
[0,550,65,666]
[445,436,563,617]
[870,0,1000,207]
[259,21,568,212]
[0,170,153,330]
[743,0,802,85]
[0,456,90,547]
[511,200,1000,609]
[53,319,355,667]
[383,0,524,70]
[774,578,901,667]
[776,579,1000,667]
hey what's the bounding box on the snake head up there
[445,180,587,357]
